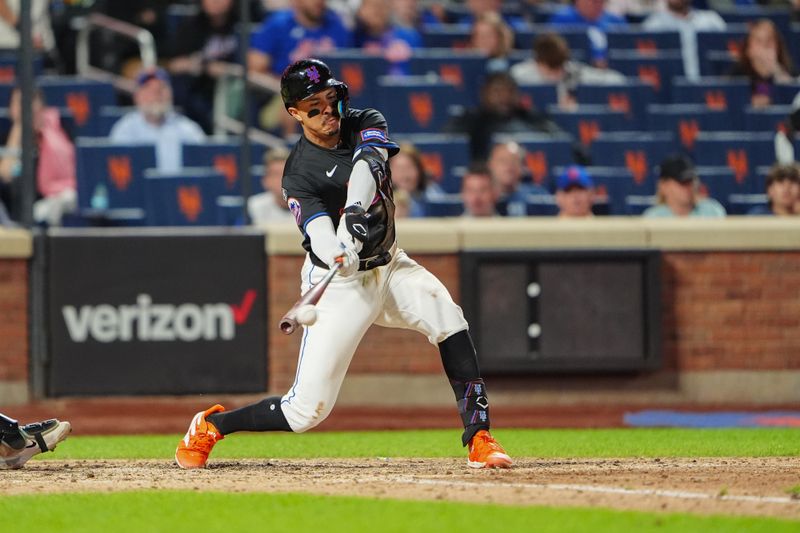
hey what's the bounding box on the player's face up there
[290,87,341,142]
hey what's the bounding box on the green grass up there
[48,428,800,461]
[1,491,797,533]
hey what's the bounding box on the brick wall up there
[0,259,28,382]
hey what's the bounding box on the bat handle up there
[279,317,297,335]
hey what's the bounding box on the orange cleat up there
[175,404,225,469]
[467,430,512,469]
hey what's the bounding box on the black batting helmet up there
[280,59,349,113]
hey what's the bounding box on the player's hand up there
[335,244,359,277]
[337,205,384,253]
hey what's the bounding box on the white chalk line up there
[340,476,799,505]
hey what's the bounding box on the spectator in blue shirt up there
[456,0,527,31]
[747,163,800,216]
[548,0,627,66]
[354,0,422,76]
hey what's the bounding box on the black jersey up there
[282,107,400,268]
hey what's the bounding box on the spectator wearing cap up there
[109,68,206,173]
[248,147,293,224]
[643,155,726,218]
[461,163,499,217]
[747,163,800,216]
[555,165,595,218]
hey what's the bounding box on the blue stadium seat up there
[144,168,227,226]
[419,24,472,49]
[316,51,386,109]
[425,194,464,217]
[744,105,794,133]
[772,83,800,106]
[377,76,469,133]
[525,193,559,216]
[692,132,776,193]
[624,194,656,215]
[216,195,246,226]
[574,81,657,130]
[727,193,770,215]
[696,27,748,76]
[409,49,489,104]
[608,50,684,103]
[38,76,117,137]
[717,8,792,36]
[75,140,156,212]
[394,133,470,193]
[97,106,133,137]
[670,77,750,128]
[0,82,11,108]
[547,105,632,146]
[605,29,681,53]
[0,51,43,83]
[588,132,676,194]
[518,83,559,113]
[695,165,740,210]
[494,133,576,189]
[182,141,268,195]
[703,50,737,77]
[646,104,731,152]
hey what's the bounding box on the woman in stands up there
[468,11,514,73]
[747,163,800,216]
[729,19,797,108]
[389,143,433,217]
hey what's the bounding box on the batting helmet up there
[280,59,349,114]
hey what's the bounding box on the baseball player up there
[0,412,71,469]
[176,59,512,470]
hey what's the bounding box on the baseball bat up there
[279,261,341,335]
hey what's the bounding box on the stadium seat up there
[394,133,470,193]
[574,81,657,130]
[38,76,117,137]
[525,193,559,216]
[692,132,776,193]
[376,76,468,133]
[419,24,472,49]
[695,165,741,210]
[772,83,800,106]
[744,105,794,133]
[717,8,792,36]
[425,194,464,217]
[727,193,769,215]
[518,83,559,113]
[696,27,748,76]
[97,106,133,137]
[409,49,490,104]
[0,51,43,82]
[624,194,656,215]
[646,104,731,152]
[182,141,268,195]
[216,195,246,226]
[75,139,156,213]
[588,132,676,193]
[605,29,681,54]
[703,50,737,77]
[607,50,684,103]
[144,168,227,226]
[547,105,632,146]
[494,132,576,189]
[316,51,386,109]
[670,77,750,128]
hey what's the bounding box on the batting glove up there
[336,244,360,277]
[337,205,384,254]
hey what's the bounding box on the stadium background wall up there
[1,219,799,406]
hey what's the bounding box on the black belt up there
[310,250,392,272]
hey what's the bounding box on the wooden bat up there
[279,261,341,335]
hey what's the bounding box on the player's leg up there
[176,261,379,469]
[1,413,71,470]
[375,251,512,468]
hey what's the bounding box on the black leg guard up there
[0,413,24,450]
[439,330,491,446]
[206,397,292,435]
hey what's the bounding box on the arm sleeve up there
[305,214,341,266]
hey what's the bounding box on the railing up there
[76,13,156,94]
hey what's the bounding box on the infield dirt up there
[3,457,799,520]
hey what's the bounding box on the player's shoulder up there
[346,107,389,130]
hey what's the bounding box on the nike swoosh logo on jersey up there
[326,165,337,178]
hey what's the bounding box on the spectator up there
[391,0,422,29]
[487,141,547,217]
[729,19,796,109]
[775,92,800,164]
[747,163,800,216]
[0,88,77,226]
[389,143,428,217]
[168,0,240,134]
[461,163,498,217]
[555,165,595,218]
[354,0,422,76]
[110,68,206,173]
[0,0,55,55]
[248,146,293,223]
[456,0,526,30]
[469,12,514,73]
[642,0,726,81]
[642,154,726,218]
[510,32,626,110]
[249,0,352,134]
[548,0,628,67]
[444,72,563,161]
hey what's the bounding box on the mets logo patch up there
[287,197,302,224]
[360,128,388,143]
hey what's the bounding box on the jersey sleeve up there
[282,173,329,234]
[355,109,400,157]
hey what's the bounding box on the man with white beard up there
[110,68,206,173]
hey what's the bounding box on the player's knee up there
[282,400,333,433]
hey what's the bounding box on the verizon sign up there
[47,231,267,396]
